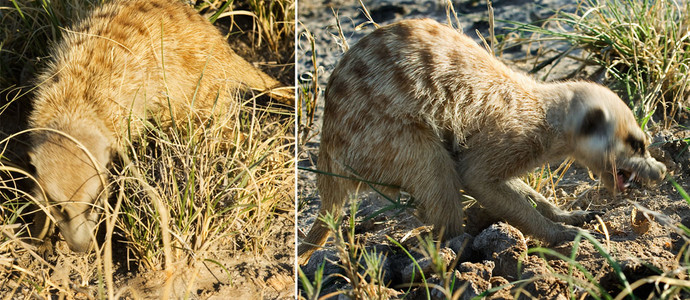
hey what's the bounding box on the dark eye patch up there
[579,108,605,135]
[626,135,645,155]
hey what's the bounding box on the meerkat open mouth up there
[614,169,637,192]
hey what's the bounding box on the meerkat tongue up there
[616,170,636,192]
[616,173,627,192]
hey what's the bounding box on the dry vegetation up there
[0,0,294,298]
[504,0,690,128]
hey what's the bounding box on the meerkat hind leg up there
[406,164,466,240]
[389,137,466,240]
[298,160,353,264]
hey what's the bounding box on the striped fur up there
[299,19,666,264]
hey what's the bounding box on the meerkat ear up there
[579,107,606,135]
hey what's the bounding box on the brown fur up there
[28,0,292,252]
[298,19,666,264]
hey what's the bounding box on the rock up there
[431,260,497,299]
[454,271,488,300]
[400,247,456,283]
[514,255,570,299]
[598,255,680,297]
[457,260,494,282]
[407,267,496,300]
[472,223,527,257]
[490,275,510,288]
[492,249,525,281]
[300,248,342,281]
[406,271,483,300]
[488,275,513,299]
[472,223,528,280]
[445,233,475,262]
[456,264,493,300]
[331,287,402,300]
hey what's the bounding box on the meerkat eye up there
[579,107,606,136]
[626,135,645,155]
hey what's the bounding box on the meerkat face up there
[570,84,666,193]
[29,132,108,252]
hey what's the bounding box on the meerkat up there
[298,19,667,264]
[28,0,293,252]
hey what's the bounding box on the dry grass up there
[198,0,295,58]
[0,0,294,298]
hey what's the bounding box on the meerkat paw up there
[559,210,603,226]
[548,225,587,245]
[549,226,604,247]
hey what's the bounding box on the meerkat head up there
[29,127,110,252]
[565,82,666,193]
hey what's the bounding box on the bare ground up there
[121,209,295,299]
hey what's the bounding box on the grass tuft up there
[200,0,295,55]
[505,0,690,127]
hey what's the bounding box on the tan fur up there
[28,0,292,252]
[298,19,666,264]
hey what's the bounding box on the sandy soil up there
[297,0,690,298]
[120,209,295,299]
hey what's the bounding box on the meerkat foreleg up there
[505,178,601,226]
[466,178,593,244]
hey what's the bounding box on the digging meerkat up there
[298,19,667,264]
[28,0,293,252]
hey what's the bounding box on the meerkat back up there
[28,0,291,252]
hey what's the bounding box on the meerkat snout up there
[567,83,666,193]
